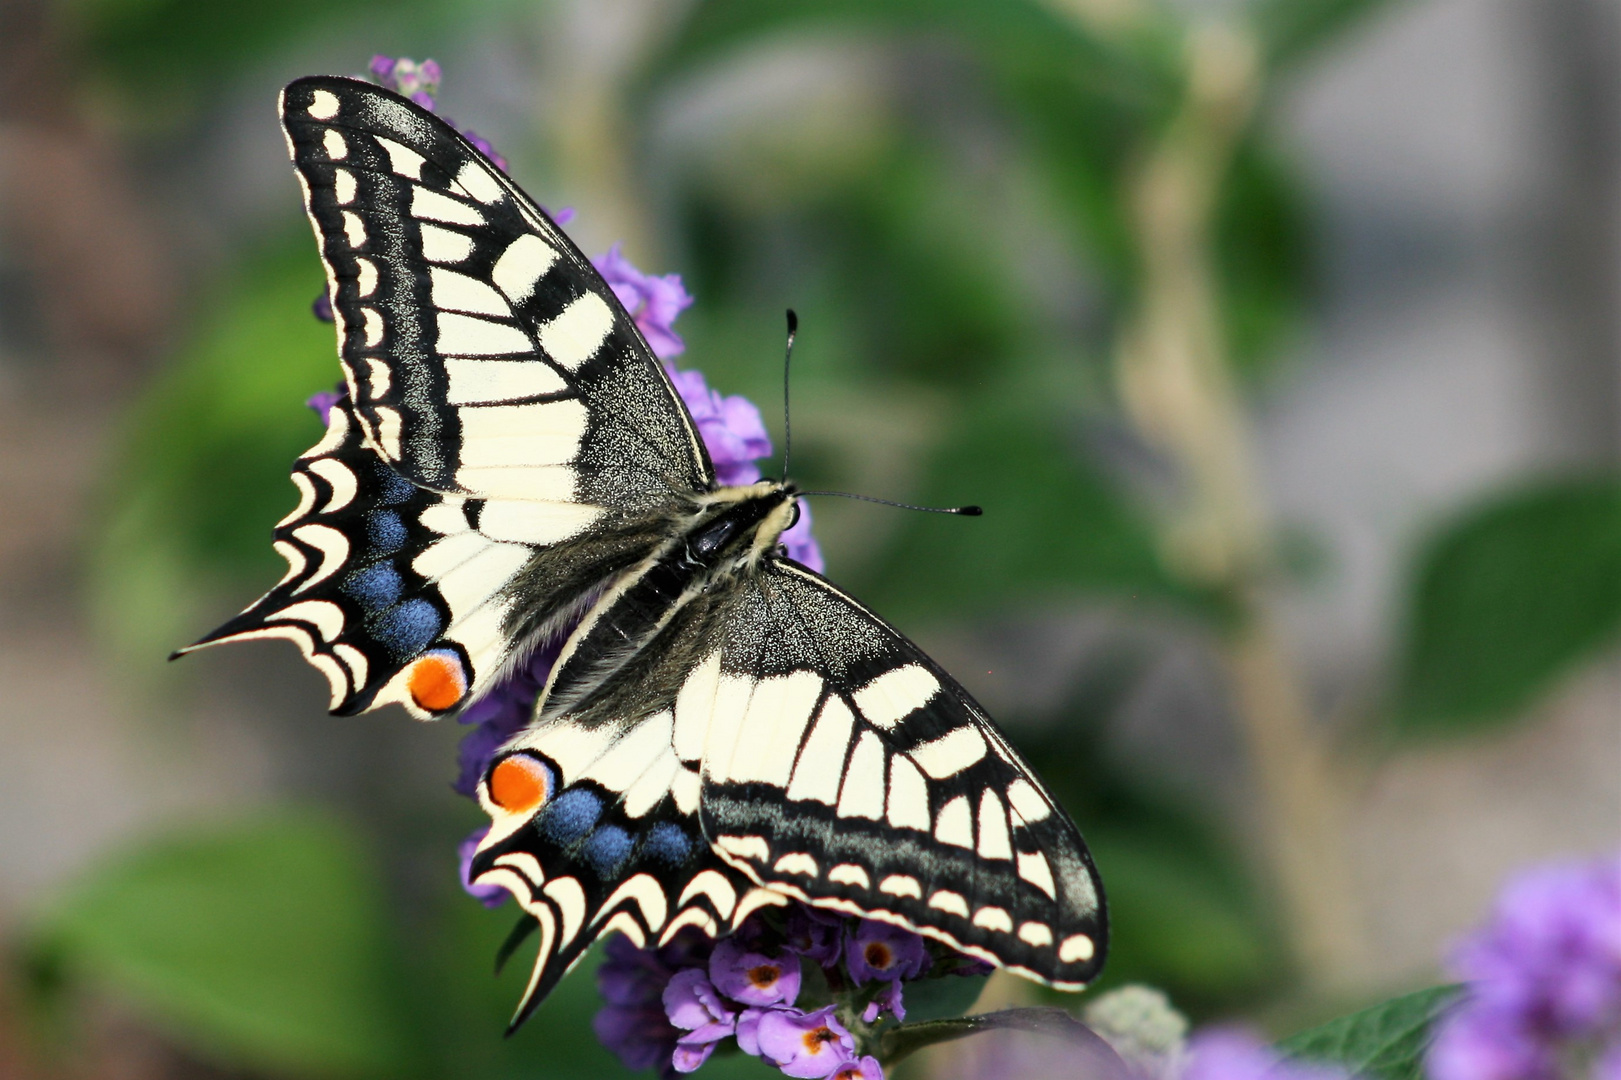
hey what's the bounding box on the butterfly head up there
[694,480,801,568]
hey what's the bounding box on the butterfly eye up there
[785,502,801,530]
[487,753,554,815]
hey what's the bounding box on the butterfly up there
[178,75,1107,1029]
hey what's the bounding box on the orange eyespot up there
[407,651,467,713]
[488,754,551,815]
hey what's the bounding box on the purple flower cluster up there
[1429,852,1621,1080]
[594,908,928,1078]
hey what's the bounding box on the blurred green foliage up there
[1393,476,1621,735]
[29,811,413,1077]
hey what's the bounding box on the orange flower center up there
[864,943,893,969]
[747,963,780,988]
[802,1025,836,1052]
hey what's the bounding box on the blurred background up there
[1,0,1618,1076]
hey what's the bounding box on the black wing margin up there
[696,560,1108,990]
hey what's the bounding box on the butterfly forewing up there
[278,76,712,506]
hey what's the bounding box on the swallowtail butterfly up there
[179,76,1107,1028]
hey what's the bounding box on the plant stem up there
[1111,22,1363,984]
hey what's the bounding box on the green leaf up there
[899,974,990,1024]
[1393,476,1621,734]
[32,810,414,1077]
[1277,985,1461,1079]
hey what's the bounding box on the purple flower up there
[664,969,736,1074]
[845,920,930,983]
[831,1057,884,1080]
[1183,1029,1346,1080]
[709,935,801,1007]
[312,291,334,323]
[664,968,736,1030]
[861,979,906,1023]
[784,904,845,967]
[752,1005,857,1079]
[306,388,344,426]
[369,55,441,109]
[456,827,508,908]
[1428,853,1621,1080]
[594,243,694,360]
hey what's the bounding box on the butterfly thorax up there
[535,482,798,725]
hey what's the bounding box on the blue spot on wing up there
[372,598,440,657]
[366,510,407,554]
[643,823,692,867]
[369,463,416,506]
[542,789,603,844]
[343,563,402,609]
[583,825,633,877]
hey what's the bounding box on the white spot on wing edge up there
[307,89,339,119]
[1059,934,1095,963]
[828,864,870,889]
[972,906,1014,933]
[715,835,770,863]
[927,890,970,918]
[322,129,347,160]
[773,853,818,877]
[1017,922,1053,947]
[879,874,922,899]
[977,789,1013,861]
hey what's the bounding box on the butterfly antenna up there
[798,490,983,516]
[781,309,798,481]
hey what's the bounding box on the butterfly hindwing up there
[470,709,764,1030]
[180,398,574,716]
[278,76,712,508]
[694,560,1108,988]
